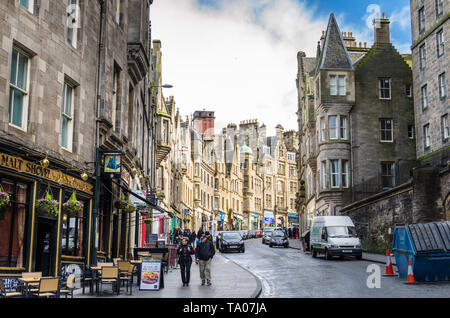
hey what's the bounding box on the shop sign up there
[264,211,274,224]
[130,190,148,207]
[0,153,93,194]
[140,258,162,291]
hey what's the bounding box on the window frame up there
[61,81,75,151]
[419,44,427,69]
[418,7,426,34]
[328,115,338,140]
[341,160,349,188]
[438,73,447,99]
[436,0,444,17]
[424,124,431,150]
[66,0,80,49]
[19,0,34,14]
[321,161,327,189]
[442,115,449,141]
[421,85,428,110]
[437,29,444,57]
[381,162,396,189]
[379,119,394,143]
[9,47,31,132]
[330,159,340,189]
[408,124,415,140]
[378,78,392,100]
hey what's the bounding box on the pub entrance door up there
[35,218,56,276]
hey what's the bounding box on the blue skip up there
[392,221,450,282]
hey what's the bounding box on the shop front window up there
[0,178,28,268]
[61,192,86,257]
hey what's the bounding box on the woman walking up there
[177,237,194,287]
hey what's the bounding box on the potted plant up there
[114,192,129,210]
[125,200,136,213]
[0,189,10,209]
[36,191,59,218]
[63,191,84,214]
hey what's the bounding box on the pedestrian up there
[195,235,215,286]
[204,231,213,243]
[190,231,196,246]
[288,228,292,238]
[177,237,194,287]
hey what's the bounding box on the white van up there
[310,216,362,260]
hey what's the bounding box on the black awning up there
[108,179,174,218]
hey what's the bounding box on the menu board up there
[1,277,21,293]
[139,258,162,291]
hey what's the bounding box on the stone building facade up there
[296,13,417,233]
[410,0,449,218]
[0,0,154,276]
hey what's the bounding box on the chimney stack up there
[374,12,391,44]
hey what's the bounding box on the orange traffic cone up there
[383,249,395,276]
[406,259,416,283]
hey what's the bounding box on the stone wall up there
[342,165,448,254]
[341,183,413,254]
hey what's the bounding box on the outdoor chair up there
[60,274,77,298]
[81,268,94,295]
[21,272,42,288]
[98,266,120,296]
[113,258,121,266]
[31,277,60,298]
[0,279,22,298]
[119,263,135,295]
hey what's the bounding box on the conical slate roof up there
[319,13,353,71]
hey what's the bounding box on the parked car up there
[217,231,245,253]
[249,230,256,238]
[310,216,362,260]
[262,227,275,244]
[269,230,289,248]
[239,230,248,240]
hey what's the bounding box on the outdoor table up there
[18,277,41,298]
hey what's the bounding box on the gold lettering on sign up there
[0,153,93,195]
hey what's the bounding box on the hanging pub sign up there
[101,150,123,179]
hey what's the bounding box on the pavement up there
[288,238,396,265]
[74,253,261,298]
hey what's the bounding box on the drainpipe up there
[92,0,105,266]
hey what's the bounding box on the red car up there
[256,230,262,238]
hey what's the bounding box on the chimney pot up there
[382,12,386,19]
[364,42,367,48]
[359,42,362,48]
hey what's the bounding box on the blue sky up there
[152,0,413,133]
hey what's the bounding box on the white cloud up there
[151,0,328,134]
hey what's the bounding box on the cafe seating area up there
[0,248,172,298]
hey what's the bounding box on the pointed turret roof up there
[318,13,353,71]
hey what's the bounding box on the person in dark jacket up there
[178,237,194,287]
[190,231,197,246]
[204,231,213,243]
[195,235,215,286]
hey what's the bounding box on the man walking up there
[195,235,215,286]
